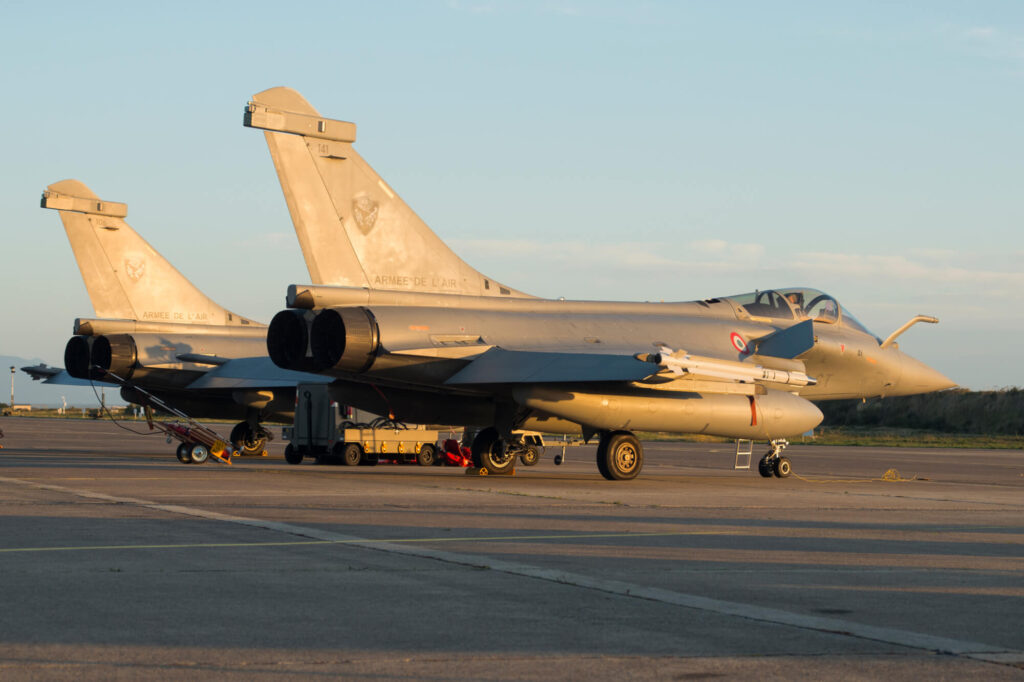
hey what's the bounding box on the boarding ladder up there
[734,439,753,469]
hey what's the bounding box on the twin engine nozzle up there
[63,305,379,382]
[267,306,379,374]
[64,334,138,381]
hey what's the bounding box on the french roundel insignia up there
[730,332,750,355]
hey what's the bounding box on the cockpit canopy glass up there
[728,288,877,337]
[727,290,796,320]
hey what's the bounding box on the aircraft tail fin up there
[42,179,258,327]
[246,87,532,299]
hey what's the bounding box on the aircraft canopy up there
[727,288,877,338]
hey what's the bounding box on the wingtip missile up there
[648,347,816,387]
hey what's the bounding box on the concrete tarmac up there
[0,416,1022,680]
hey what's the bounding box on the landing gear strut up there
[758,439,791,479]
[596,431,643,480]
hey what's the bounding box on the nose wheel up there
[758,439,792,479]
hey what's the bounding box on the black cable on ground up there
[89,375,159,436]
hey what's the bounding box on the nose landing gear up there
[758,439,792,479]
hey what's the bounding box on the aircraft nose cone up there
[898,354,957,395]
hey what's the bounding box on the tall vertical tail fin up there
[42,179,257,326]
[245,87,532,299]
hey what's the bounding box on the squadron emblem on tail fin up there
[124,257,146,283]
[352,193,379,235]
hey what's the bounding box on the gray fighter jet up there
[247,87,955,480]
[34,180,329,454]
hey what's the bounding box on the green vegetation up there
[818,389,1023,435]
[805,427,1023,449]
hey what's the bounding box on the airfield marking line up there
[0,530,742,554]
[58,477,186,481]
[2,475,1022,665]
[4,527,1022,554]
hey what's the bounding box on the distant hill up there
[818,389,1024,436]
[0,354,125,409]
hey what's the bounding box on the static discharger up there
[650,347,816,387]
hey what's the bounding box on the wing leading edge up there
[444,348,655,385]
[184,357,334,390]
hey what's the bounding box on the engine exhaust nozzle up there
[64,335,94,380]
[267,309,318,372]
[309,307,379,374]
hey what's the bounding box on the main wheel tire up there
[230,422,268,457]
[417,443,437,467]
[470,427,495,468]
[595,435,611,479]
[520,445,540,466]
[598,432,643,480]
[773,456,792,478]
[341,443,363,466]
[284,443,303,465]
[176,443,192,464]
[189,443,210,464]
[758,456,774,478]
[472,427,515,474]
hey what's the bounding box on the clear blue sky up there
[1,0,1021,403]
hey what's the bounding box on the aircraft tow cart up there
[285,419,443,467]
[104,371,235,465]
[508,432,546,466]
[547,435,586,465]
[285,383,440,466]
[148,408,235,465]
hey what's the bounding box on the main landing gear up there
[596,431,643,481]
[230,421,272,457]
[470,427,518,474]
[758,439,792,479]
[468,430,550,473]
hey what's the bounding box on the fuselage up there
[282,285,951,401]
[268,285,953,438]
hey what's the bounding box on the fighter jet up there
[34,179,329,454]
[246,87,955,480]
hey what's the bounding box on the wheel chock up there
[211,452,233,465]
[464,466,515,476]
